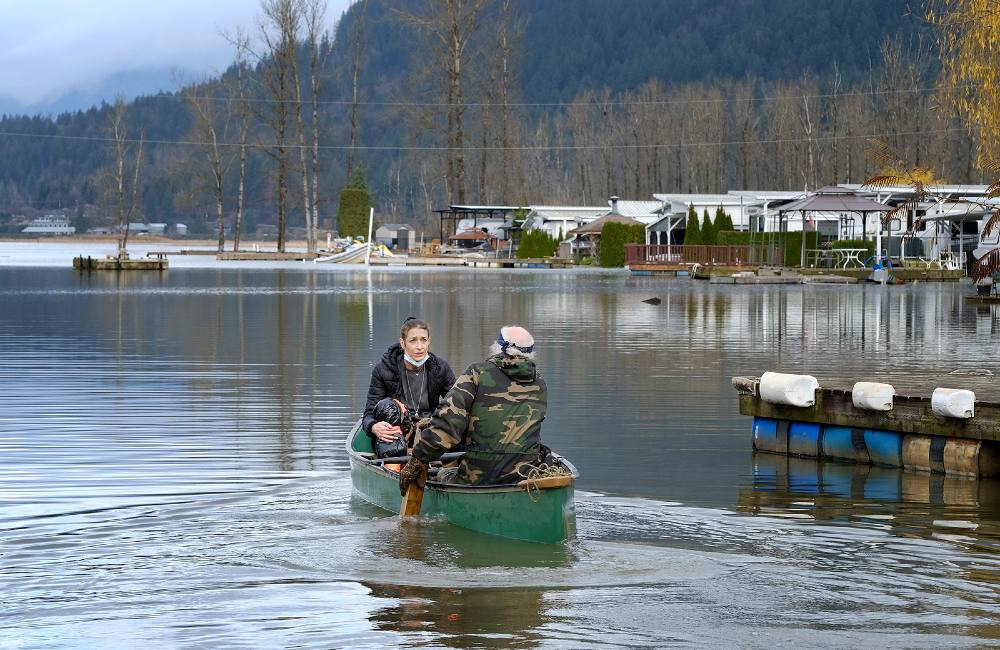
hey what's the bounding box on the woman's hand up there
[372,421,402,442]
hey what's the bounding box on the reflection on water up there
[2,266,1000,646]
[744,453,1000,553]
[365,582,550,649]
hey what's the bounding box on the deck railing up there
[625,244,781,266]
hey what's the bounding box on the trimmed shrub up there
[701,208,716,245]
[599,222,646,267]
[715,205,734,232]
[782,231,821,266]
[517,228,559,258]
[717,230,751,246]
[683,204,701,245]
[336,173,371,238]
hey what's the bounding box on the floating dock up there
[630,264,965,283]
[73,255,168,271]
[733,374,1000,477]
[368,256,573,269]
[217,251,319,261]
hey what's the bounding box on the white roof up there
[838,183,991,195]
[610,200,661,218]
[526,206,607,221]
[653,193,748,205]
[727,190,804,201]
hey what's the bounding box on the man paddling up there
[399,325,547,492]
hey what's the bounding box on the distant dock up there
[629,262,965,283]
[73,255,167,271]
[370,256,573,269]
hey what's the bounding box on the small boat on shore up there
[346,420,578,544]
[314,243,370,264]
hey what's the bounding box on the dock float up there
[217,251,318,261]
[733,373,1000,477]
[73,255,168,271]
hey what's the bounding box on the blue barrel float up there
[755,418,904,468]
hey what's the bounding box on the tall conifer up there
[684,204,701,245]
[702,208,716,245]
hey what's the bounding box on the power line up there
[96,82,969,109]
[0,126,967,151]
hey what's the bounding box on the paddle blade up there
[400,466,427,516]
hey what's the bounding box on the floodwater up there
[1,249,999,648]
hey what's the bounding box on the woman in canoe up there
[363,317,456,457]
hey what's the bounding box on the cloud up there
[0,0,350,107]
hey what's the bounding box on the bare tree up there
[256,0,298,252]
[186,80,235,252]
[346,0,368,181]
[398,0,491,204]
[108,97,144,261]
[229,28,252,252]
[305,0,330,250]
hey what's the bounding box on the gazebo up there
[778,186,891,267]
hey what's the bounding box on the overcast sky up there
[0,0,352,109]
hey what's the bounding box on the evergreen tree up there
[701,208,716,245]
[337,169,371,238]
[715,205,734,232]
[683,204,701,245]
[516,228,559,258]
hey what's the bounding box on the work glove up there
[398,457,428,496]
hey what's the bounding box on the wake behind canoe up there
[346,420,578,544]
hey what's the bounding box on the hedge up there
[715,230,819,266]
[599,222,646,267]
[717,230,751,246]
[337,185,371,238]
[517,228,559,258]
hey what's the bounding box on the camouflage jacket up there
[411,354,546,485]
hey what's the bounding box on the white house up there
[609,198,662,225]
[520,205,607,240]
[21,214,75,235]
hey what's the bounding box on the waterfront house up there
[520,205,607,241]
[21,214,75,235]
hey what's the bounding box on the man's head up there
[490,325,535,360]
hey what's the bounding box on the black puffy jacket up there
[362,344,456,436]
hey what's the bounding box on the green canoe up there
[346,420,578,544]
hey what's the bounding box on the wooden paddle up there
[400,463,427,516]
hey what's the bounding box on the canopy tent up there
[778,186,891,267]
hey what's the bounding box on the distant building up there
[21,214,75,235]
[174,224,188,236]
[87,226,114,235]
[375,223,416,251]
[126,222,149,234]
[148,223,167,235]
[521,206,607,241]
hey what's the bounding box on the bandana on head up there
[497,331,533,354]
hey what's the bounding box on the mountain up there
[514,0,921,100]
[0,0,940,229]
[0,67,195,118]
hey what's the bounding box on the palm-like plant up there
[862,139,1000,281]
